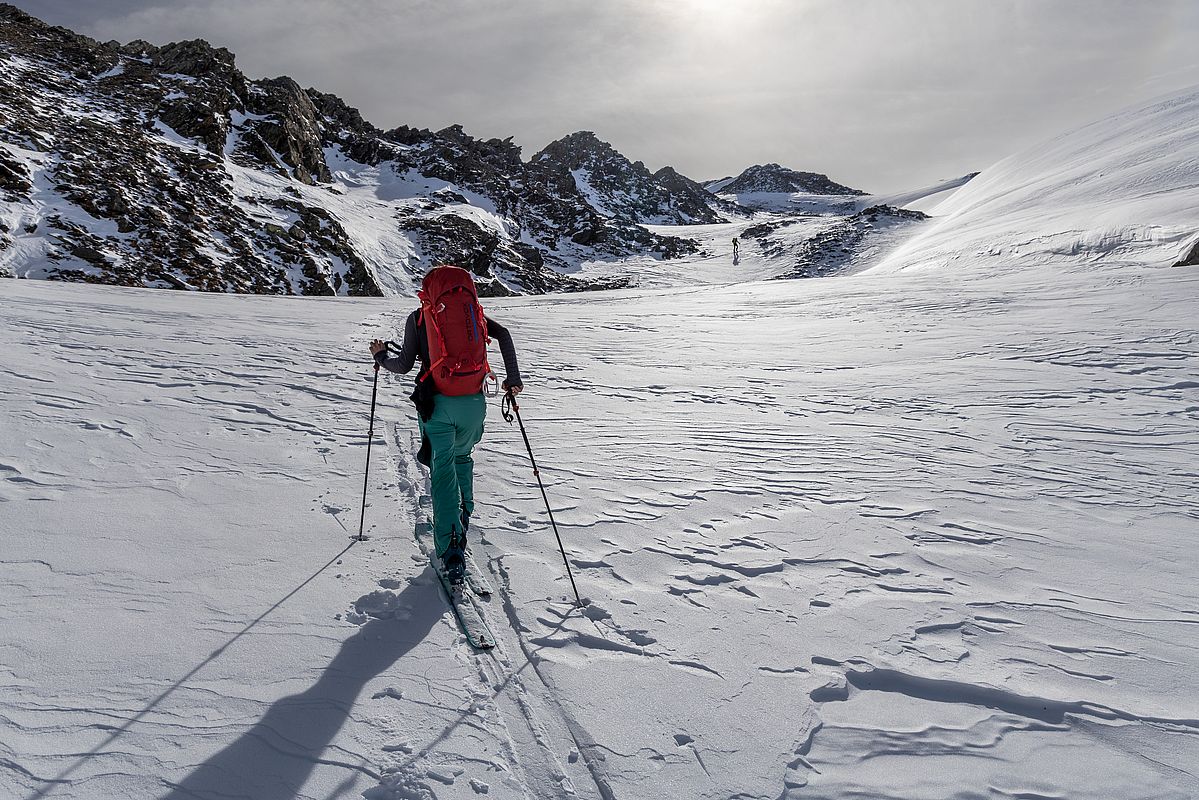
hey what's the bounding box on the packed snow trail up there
[1,255,1197,798]
[382,426,610,799]
[0,283,576,799]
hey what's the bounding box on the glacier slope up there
[870,86,1199,275]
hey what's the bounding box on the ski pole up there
[502,390,582,607]
[356,362,381,542]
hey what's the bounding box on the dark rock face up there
[652,165,745,222]
[715,163,865,196]
[147,39,245,155]
[0,5,696,295]
[534,131,725,225]
[0,146,30,193]
[1173,237,1199,267]
[244,76,332,185]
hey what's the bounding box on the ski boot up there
[442,530,466,585]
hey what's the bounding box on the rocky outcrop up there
[145,39,244,155]
[244,77,332,185]
[0,145,30,194]
[653,165,743,220]
[755,205,927,278]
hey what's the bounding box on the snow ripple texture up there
[1,259,1198,797]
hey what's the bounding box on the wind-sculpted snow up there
[872,85,1199,274]
[3,254,1195,798]
[856,172,978,214]
[461,268,1198,798]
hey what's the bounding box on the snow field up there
[464,264,1198,799]
[3,253,1196,798]
[0,284,467,799]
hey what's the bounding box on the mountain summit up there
[708,163,864,196]
[533,132,725,225]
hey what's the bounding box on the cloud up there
[15,0,1199,192]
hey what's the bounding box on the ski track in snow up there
[372,423,610,800]
[1,249,1198,799]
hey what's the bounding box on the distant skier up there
[732,237,740,259]
[370,265,522,583]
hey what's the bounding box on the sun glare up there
[665,0,762,32]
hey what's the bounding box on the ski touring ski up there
[414,521,495,650]
[463,548,493,598]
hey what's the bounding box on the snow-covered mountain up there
[0,6,969,299]
[3,16,1199,797]
[870,86,1199,274]
[705,162,866,214]
[532,131,727,225]
[0,5,701,297]
[707,163,864,196]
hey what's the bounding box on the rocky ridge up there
[533,131,730,225]
[0,5,911,297]
[0,5,700,296]
[708,163,865,196]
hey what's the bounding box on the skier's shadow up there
[159,574,442,800]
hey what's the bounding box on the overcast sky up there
[16,0,1199,192]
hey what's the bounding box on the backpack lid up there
[420,265,477,303]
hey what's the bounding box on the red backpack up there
[418,265,491,396]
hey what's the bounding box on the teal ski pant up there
[419,392,486,556]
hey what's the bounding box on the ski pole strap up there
[375,340,403,371]
[504,391,540,478]
[501,389,518,423]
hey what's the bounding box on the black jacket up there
[375,310,522,428]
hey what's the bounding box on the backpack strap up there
[476,303,493,375]
[416,296,446,383]
[419,302,448,383]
